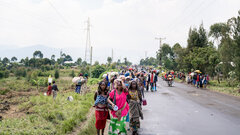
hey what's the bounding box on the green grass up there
[0,88,96,135]
[78,114,97,135]
[0,77,36,93]
[208,80,240,96]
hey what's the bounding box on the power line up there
[47,0,69,25]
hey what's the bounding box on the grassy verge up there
[174,78,240,97]
[0,85,97,135]
[208,80,240,96]
[78,114,97,135]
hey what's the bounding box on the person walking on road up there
[108,79,129,135]
[94,81,109,135]
[128,81,143,135]
[153,71,158,91]
[138,72,145,98]
[149,71,155,92]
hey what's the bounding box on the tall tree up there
[228,10,240,80]
[209,23,230,45]
[33,50,43,59]
[76,58,82,66]
[107,57,112,65]
[2,57,9,65]
[11,56,17,62]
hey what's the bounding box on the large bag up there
[142,98,147,106]
[107,90,116,110]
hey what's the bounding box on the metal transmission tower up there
[155,37,166,66]
[84,18,91,63]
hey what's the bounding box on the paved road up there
[139,78,240,135]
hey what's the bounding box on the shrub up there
[91,65,106,78]
[15,68,27,78]
[54,69,59,79]
[0,70,10,79]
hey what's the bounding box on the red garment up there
[197,75,200,82]
[95,107,108,130]
[47,85,52,96]
[150,73,154,83]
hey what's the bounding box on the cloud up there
[0,0,240,64]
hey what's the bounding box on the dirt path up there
[68,107,95,135]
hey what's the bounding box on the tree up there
[64,55,73,61]
[228,10,240,81]
[11,57,17,62]
[33,50,43,59]
[54,69,60,79]
[107,57,112,65]
[209,23,230,45]
[82,61,88,67]
[2,57,9,65]
[94,61,99,66]
[123,57,132,66]
[76,58,82,66]
[51,55,55,60]
[187,23,208,51]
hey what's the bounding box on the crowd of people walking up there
[94,67,159,135]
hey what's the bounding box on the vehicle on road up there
[166,74,174,87]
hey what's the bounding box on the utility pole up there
[84,17,91,63]
[111,49,113,62]
[145,51,147,59]
[155,37,166,66]
[89,46,93,78]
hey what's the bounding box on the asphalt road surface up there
[138,78,240,135]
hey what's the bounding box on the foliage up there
[54,69,60,79]
[91,65,106,78]
[70,70,75,78]
[0,91,95,135]
[87,78,101,85]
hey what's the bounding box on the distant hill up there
[0,45,141,64]
[0,45,61,60]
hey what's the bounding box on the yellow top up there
[129,90,139,101]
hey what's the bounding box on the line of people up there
[186,72,209,88]
[94,68,159,135]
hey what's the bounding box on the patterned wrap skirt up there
[108,116,127,135]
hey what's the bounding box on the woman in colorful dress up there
[128,81,143,135]
[94,81,109,135]
[108,79,129,135]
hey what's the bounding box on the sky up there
[0,0,239,64]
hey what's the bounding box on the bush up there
[87,78,101,85]
[91,65,106,78]
[15,68,27,78]
[0,70,10,79]
[55,69,59,79]
[0,71,4,79]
